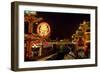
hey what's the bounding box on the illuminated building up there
[71,21,90,58]
[24,11,90,61]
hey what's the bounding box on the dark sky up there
[37,11,90,40]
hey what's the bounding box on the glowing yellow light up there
[37,22,50,37]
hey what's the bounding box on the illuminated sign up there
[37,22,50,37]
